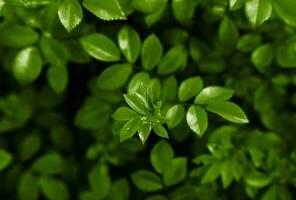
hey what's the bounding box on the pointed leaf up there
[166,104,185,128]
[131,170,163,192]
[186,105,208,137]
[178,76,203,102]
[163,157,187,186]
[141,34,163,70]
[152,124,169,138]
[119,118,139,142]
[194,86,234,105]
[245,0,272,27]
[58,0,83,32]
[112,107,139,121]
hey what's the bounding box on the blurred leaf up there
[32,153,64,175]
[131,170,163,192]
[39,176,69,200]
[163,157,187,186]
[0,149,12,171]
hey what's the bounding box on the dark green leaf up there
[0,149,12,171]
[18,172,39,200]
[163,157,187,186]
[150,140,174,174]
[132,0,167,14]
[219,16,239,45]
[201,163,221,183]
[131,170,163,192]
[276,44,296,68]
[88,165,111,199]
[32,153,64,175]
[39,177,69,200]
[47,65,68,94]
[172,0,196,24]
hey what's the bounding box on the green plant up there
[0,0,296,200]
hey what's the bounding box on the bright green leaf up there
[58,0,83,32]
[47,65,68,94]
[273,0,296,27]
[39,177,69,200]
[178,76,203,102]
[80,33,120,62]
[141,34,163,70]
[132,0,167,14]
[186,105,208,137]
[194,86,234,105]
[166,104,185,128]
[118,25,141,63]
[251,44,274,70]
[152,124,169,138]
[245,0,272,27]
[112,107,139,121]
[172,0,196,24]
[119,118,140,142]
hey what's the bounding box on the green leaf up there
[131,170,163,192]
[119,118,140,142]
[276,44,296,68]
[80,33,120,62]
[58,0,83,32]
[194,86,234,105]
[229,0,246,10]
[128,72,150,95]
[172,0,196,24]
[0,25,39,48]
[201,163,221,183]
[112,107,139,121]
[206,101,249,123]
[150,140,174,174]
[162,76,178,102]
[146,195,168,200]
[251,44,274,70]
[13,47,43,84]
[178,76,203,102]
[118,25,141,63]
[18,172,39,200]
[108,178,130,200]
[0,149,12,171]
[163,157,187,186]
[219,16,239,45]
[152,124,169,138]
[245,172,272,188]
[166,104,185,128]
[157,45,187,75]
[141,34,163,70]
[83,0,126,20]
[186,105,208,137]
[32,153,64,175]
[273,0,296,27]
[236,34,262,52]
[75,98,112,130]
[40,35,69,66]
[138,120,152,144]
[132,0,167,14]
[88,165,111,199]
[39,177,69,200]
[220,161,234,188]
[18,134,41,162]
[245,0,272,27]
[97,63,132,90]
[47,65,68,94]
[123,93,148,115]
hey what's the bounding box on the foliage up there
[0,0,296,199]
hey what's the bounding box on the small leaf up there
[47,65,68,94]
[141,34,163,70]
[220,161,234,188]
[245,0,272,27]
[18,172,39,200]
[201,163,221,183]
[13,47,43,84]
[172,0,196,24]
[138,120,152,143]
[236,34,262,52]
[178,76,203,102]
[273,0,296,27]
[18,134,41,162]
[157,45,187,75]
[83,0,126,20]
[166,104,185,128]
[112,107,139,121]
[152,124,169,138]
[0,149,12,171]
[229,0,246,10]
[88,165,111,199]
[131,170,163,192]
[119,118,140,142]
[108,178,130,200]
[58,0,83,32]
[194,86,234,105]
[32,153,64,175]
[245,172,272,188]
[132,0,167,14]
[118,25,141,63]
[163,157,187,186]
[219,16,239,45]
[80,33,120,62]
[127,72,150,95]
[123,93,148,115]
[150,140,174,174]
[0,25,39,48]
[97,63,132,90]
[251,44,274,70]
[276,44,296,68]
[206,101,249,123]
[186,105,208,137]
[39,177,69,200]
